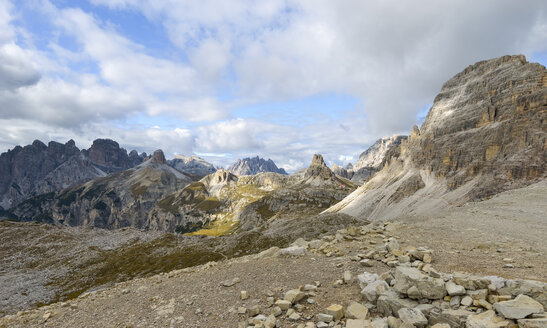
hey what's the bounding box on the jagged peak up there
[152,150,166,165]
[311,154,326,166]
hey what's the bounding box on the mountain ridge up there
[228,156,287,176]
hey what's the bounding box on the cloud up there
[0,0,546,173]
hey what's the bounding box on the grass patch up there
[186,219,238,236]
[195,197,222,212]
[129,183,148,198]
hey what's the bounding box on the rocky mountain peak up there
[329,54,547,220]
[31,139,47,149]
[228,156,287,176]
[311,154,326,166]
[152,150,166,164]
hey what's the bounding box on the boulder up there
[284,289,306,304]
[347,319,372,328]
[466,310,512,328]
[398,308,428,328]
[446,281,466,296]
[393,266,447,299]
[347,301,369,320]
[326,304,345,320]
[377,291,419,317]
[429,308,474,328]
[517,318,547,328]
[493,295,544,319]
[362,280,391,302]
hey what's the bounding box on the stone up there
[241,291,249,300]
[387,316,404,328]
[347,301,369,320]
[277,246,307,256]
[461,296,474,307]
[415,304,437,317]
[345,271,355,284]
[221,277,240,287]
[326,304,345,321]
[347,319,371,328]
[466,310,512,328]
[372,318,389,328]
[249,305,260,316]
[386,238,401,253]
[430,324,451,328]
[377,290,419,317]
[317,313,334,322]
[358,272,381,288]
[477,299,493,310]
[275,300,291,311]
[362,280,391,302]
[423,253,433,264]
[517,318,547,328]
[446,282,467,296]
[398,308,428,328]
[450,296,462,309]
[360,259,374,267]
[285,289,306,304]
[393,267,447,300]
[272,306,282,316]
[429,308,474,328]
[453,273,490,291]
[493,295,544,319]
[317,323,329,328]
[468,290,489,301]
[264,314,277,328]
[289,312,301,321]
[237,306,247,314]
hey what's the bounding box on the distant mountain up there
[168,155,216,179]
[330,136,407,184]
[0,138,146,208]
[228,156,287,176]
[328,55,547,220]
[11,150,192,229]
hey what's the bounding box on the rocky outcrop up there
[0,139,146,208]
[228,156,287,176]
[9,150,191,230]
[328,55,547,220]
[168,155,216,178]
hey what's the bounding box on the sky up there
[0,0,546,172]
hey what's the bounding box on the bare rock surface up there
[328,55,546,221]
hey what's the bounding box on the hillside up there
[1,180,545,326]
[328,55,546,220]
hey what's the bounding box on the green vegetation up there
[45,235,225,304]
[195,197,222,212]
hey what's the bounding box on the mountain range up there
[0,54,545,320]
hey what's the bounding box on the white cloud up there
[0,0,546,173]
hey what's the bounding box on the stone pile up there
[242,226,546,328]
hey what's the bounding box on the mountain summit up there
[328,55,547,219]
[228,156,287,176]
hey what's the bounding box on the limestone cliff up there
[168,155,216,179]
[0,139,146,208]
[328,55,546,220]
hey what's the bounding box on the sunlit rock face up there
[328,55,547,220]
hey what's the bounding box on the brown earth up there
[1,180,545,327]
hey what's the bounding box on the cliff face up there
[0,139,146,209]
[328,55,547,220]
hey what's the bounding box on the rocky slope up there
[328,55,546,220]
[228,156,287,176]
[9,150,191,230]
[0,138,146,209]
[168,155,216,179]
[148,154,357,234]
